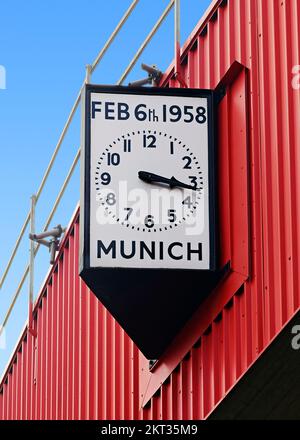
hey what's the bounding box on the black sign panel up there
[80,85,225,359]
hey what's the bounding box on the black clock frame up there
[80,84,226,360]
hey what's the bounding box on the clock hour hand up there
[138,171,198,190]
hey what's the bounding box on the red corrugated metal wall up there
[0,0,299,420]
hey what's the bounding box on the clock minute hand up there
[138,171,197,191]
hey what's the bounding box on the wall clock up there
[80,85,226,359]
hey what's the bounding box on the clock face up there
[94,130,204,232]
[83,88,215,271]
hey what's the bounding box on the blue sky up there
[0,0,212,375]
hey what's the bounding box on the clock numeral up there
[182,156,192,170]
[144,215,155,228]
[123,139,131,152]
[189,176,197,186]
[101,172,111,185]
[143,134,156,149]
[124,207,133,221]
[182,196,193,209]
[170,141,174,155]
[168,209,176,223]
[106,193,116,206]
[107,152,120,166]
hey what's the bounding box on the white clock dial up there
[94,130,204,232]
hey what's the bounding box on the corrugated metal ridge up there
[0,204,80,391]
